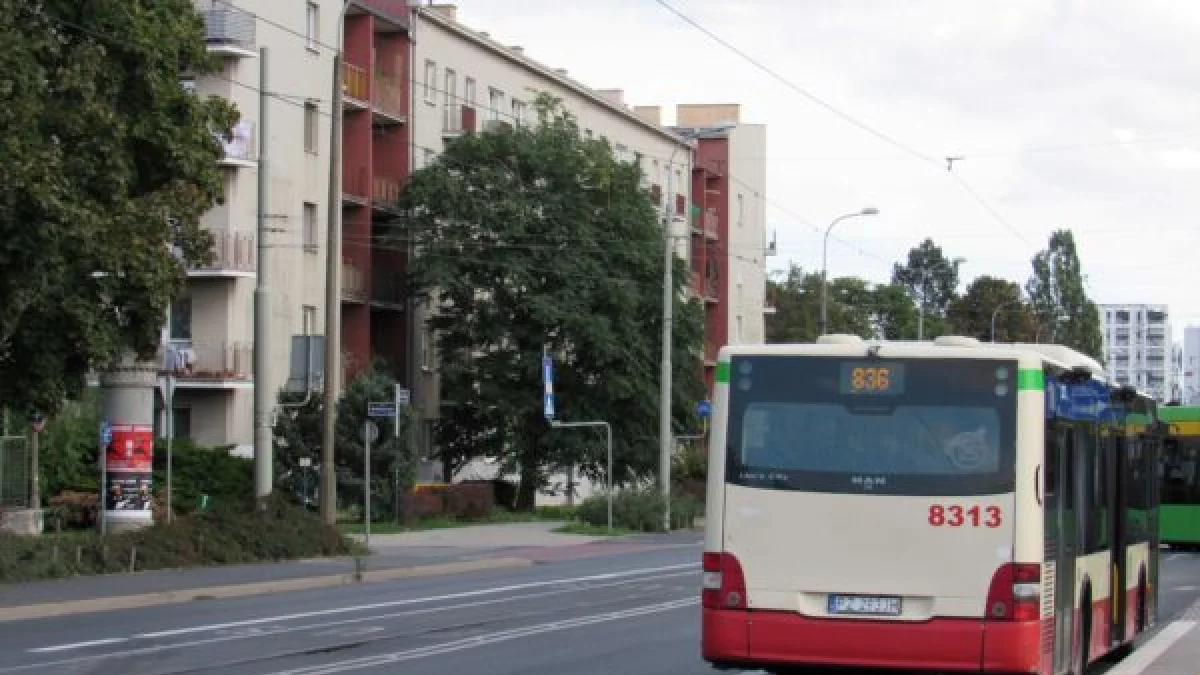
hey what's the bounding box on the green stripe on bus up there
[716,361,730,383]
[1017,368,1044,391]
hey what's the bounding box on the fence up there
[0,436,29,508]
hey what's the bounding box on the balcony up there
[372,177,401,212]
[341,260,367,303]
[159,340,253,389]
[371,270,406,310]
[372,72,405,124]
[188,230,256,279]
[343,166,369,204]
[703,278,719,304]
[443,104,477,137]
[216,120,255,169]
[200,5,256,59]
[696,208,718,240]
[342,63,369,109]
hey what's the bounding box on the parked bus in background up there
[1158,405,1200,550]
[701,335,1162,675]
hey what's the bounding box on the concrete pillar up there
[99,350,158,532]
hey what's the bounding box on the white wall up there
[1184,326,1200,405]
[724,124,768,345]
[182,0,339,448]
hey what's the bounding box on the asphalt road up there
[1,541,1197,675]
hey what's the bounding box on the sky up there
[447,0,1200,339]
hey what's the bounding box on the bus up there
[701,335,1163,675]
[1158,405,1200,550]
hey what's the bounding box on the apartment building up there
[159,1,342,452]
[1183,325,1200,405]
[640,104,771,394]
[1100,303,1174,403]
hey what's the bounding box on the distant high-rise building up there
[1099,304,1173,402]
[1183,325,1200,404]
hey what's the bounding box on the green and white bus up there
[702,335,1162,675]
[1158,405,1200,549]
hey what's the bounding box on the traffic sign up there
[542,354,555,420]
[395,386,410,406]
[30,411,45,433]
[368,402,397,418]
[362,420,379,444]
[99,420,112,445]
[696,400,712,419]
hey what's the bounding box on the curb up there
[0,557,532,623]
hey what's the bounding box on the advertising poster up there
[104,423,154,512]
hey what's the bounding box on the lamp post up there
[820,207,879,336]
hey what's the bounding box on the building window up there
[169,291,192,341]
[306,2,319,50]
[736,315,743,343]
[423,148,435,169]
[489,88,503,120]
[512,99,527,125]
[444,69,457,105]
[738,193,745,227]
[424,60,436,102]
[464,77,476,105]
[304,102,318,153]
[303,202,317,252]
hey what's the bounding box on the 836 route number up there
[929,504,1002,528]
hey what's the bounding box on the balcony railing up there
[342,62,368,102]
[372,270,405,308]
[159,340,253,384]
[343,166,369,202]
[189,230,255,276]
[216,120,255,168]
[373,177,401,209]
[703,278,719,303]
[342,260,367,303]
[200,6,256,57]
[699,208,718,239]
[372,73,404,121]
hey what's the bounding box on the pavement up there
[0,530,1196,675]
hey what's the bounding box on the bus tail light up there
[986,562,1041,621]
[702,552,747,610]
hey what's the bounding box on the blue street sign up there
[696,399,712,419]
[543,355,555,420]
[99,420,112,445]
[368,402,397,419]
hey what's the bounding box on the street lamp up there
[820,207,879,336]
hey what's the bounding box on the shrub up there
[576,489,701,532]
[0,495,354,582]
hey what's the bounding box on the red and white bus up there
[701,335,1162,675]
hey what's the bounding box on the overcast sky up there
[449,0,1200,338]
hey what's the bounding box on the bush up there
[0,495,354,582]
[151,438,253,516]
[576,489,701,532]
[396,483,496,524]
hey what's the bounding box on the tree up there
[870,282,920,340]
[765,264,874,342]
[391,93,705,509]
[892,238,963,338]
[1026,229,1103,358]
[0,1,237,415]
[949,276,1036,343]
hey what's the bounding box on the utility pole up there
[658,161,674,532]
[253,46,272,502]
[320,3,349,525]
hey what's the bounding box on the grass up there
[554,522,638,537]
[337,505,576,535]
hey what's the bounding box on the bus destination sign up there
[839,362,905,396]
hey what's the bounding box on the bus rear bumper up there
[703,608,1042,674]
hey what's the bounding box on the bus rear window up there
[726,356,1018,496]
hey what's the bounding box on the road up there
[0,540,1197,675]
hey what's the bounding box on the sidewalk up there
[0,521,629,621]
[1108,599,1200,675]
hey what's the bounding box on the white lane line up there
[27,637,129,653]
[256,598,699,675]
[16,569,698,665]
[1174,585,1199,592]
[1104,621,1196,675]
[136,562,696,639]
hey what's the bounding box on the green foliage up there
[765,263,921,342]
[892,238,964,335]
[871,282,921,339]
[1026,229,1103,358]
[150,438,251,516]
[575,489,702,532]
[949,276,1036,343]
[34,392,102,497]
[391,92,705,508]
[0,0,239,415]
[0,495,354,582]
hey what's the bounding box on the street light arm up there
[819,209,878,336]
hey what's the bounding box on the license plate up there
[827,594,902,616]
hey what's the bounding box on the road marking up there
[17,569,698,664]
[26,638,129,653]
[1104,621,1196,675]
[1174,585,1198,592]
[255,598,699,675]
[132,562,696,640]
